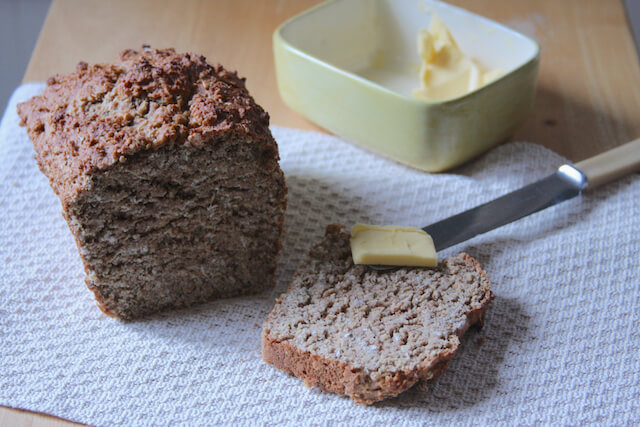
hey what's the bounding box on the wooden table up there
[5,0,640,425]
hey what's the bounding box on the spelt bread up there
[17,46,287,319]
[262,224,492,405]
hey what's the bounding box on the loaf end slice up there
[262,224,492,405]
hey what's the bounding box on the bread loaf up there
[262,225,492,404]
[18,46,287,319]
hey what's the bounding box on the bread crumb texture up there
[262,225,492,405]
[17,46,287,319]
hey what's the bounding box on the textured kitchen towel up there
[1,83,639,426]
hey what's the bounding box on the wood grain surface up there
[21,0,640,162]
[6,0,640,425]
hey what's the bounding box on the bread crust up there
[262,333,457,405]
[262,226,493,405]
[17,45,278,211]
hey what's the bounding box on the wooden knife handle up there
[574,138,640,189]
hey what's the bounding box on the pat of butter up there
[413,15,502,100]
[350,224,437,267]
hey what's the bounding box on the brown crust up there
[17,45,276,211]
[262,333,458,405]
[262,228,493,405]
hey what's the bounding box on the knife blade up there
[425,164,587,251]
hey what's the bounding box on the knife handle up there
[574,138,640,189]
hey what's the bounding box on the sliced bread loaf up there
[262,224,492,404]
[17,46,287,319]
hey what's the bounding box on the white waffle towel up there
[1,83,638,426]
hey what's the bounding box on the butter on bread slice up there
[350,223,437,267]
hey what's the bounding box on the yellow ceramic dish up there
[273,0,540,172]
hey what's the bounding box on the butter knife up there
[428,138,640,251]
[371,138,640,269]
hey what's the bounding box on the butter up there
[413,15,502,100]
[350,224,437,267]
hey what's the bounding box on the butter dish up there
[273,0,540,171]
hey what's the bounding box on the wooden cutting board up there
[5,0,640,425]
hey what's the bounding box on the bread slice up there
[17,46,287,319]
[262,224,492,405]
